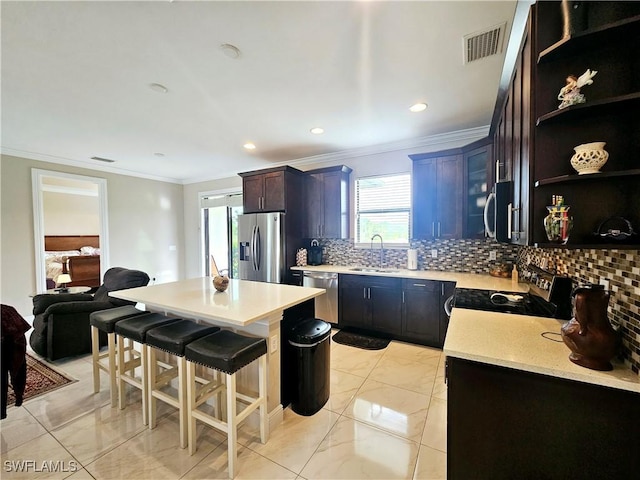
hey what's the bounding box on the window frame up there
[353,172,412,249]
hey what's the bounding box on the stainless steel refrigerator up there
[237,212,285,283]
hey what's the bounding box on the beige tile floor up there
[1,334,447,479]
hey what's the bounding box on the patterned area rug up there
[332,328,391,350]
[7,354,76,407]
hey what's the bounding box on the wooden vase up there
[561,285,619,371]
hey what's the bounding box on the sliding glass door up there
[201,193,243,278]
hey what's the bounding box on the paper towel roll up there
[407,249,418,270]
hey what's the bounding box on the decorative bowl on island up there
[213,275,229,292]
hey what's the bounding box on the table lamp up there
[56,273,72,292]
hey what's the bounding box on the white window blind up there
[355,173,411,245]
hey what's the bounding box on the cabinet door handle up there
[368,287,371,299]
[441,283,444,296]
[432,222,435,237]
[438,222,441,237]
[507,203,512,240]
[412,283,426,287]
[402,291,405,303]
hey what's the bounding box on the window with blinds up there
[355,173,411,246]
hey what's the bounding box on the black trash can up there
[289,318,331,416]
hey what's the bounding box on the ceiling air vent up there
[91,156,116,163]
[464,22,506,64]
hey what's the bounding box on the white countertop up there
[110,277,325,327]
[292,265,529,292]
[444,308,639,393]
[292,264,639,393]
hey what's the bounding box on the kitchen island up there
[110,277,325,431]
[444,308,640,479]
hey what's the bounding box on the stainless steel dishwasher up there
[302,271,338,324]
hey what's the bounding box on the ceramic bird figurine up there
[557,69,597,109]
[576,69,597,87]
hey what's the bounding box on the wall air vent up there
[91,156,116,163]
[463,22,506,64]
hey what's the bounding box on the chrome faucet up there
[371,234,384,269]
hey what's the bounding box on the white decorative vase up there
[570,142,608,175]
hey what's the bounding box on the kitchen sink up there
[349,267,400,273]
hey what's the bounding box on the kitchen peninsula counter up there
[444,308,639,393]
[444,302,639,479]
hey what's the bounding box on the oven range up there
[452,288,558,318]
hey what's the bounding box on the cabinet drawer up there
[402,279,439,292]
[340,274,400,289]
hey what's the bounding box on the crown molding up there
[1,147,181,184]
[181,126,490,184]
[4,125,489,186]
[291,125,490,168]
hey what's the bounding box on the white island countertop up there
[110,277,325,327]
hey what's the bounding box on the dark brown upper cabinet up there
[410,150,464,240]
[411,140,494,241]
[239,166,305,214]
[304,165,351,239]
[463,139,493,239]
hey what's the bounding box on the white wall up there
[43,191,100,235]
[0,154,185,316]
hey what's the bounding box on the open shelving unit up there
[530,1,640,249]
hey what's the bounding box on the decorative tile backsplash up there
[519,246,639,375]
[319,238,639,375]
[321,238,520,272]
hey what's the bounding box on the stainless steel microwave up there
[483,181,512,243]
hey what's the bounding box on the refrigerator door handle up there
[251,225,258,270]
[255,225,261,272]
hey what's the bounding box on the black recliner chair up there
[30,267,150,361]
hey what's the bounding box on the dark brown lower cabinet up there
[446,357,640,479]
[339,275,452,347]
[402,280,440,345]
[338,274,401,335]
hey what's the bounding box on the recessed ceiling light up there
[243,143,256,150]
[409,102,428,112]
[310,127,325,135]
[149,83,168,94]
[154,152,165,157]
[220,43,241,59]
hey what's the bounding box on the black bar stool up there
[185,330,268,478]
[145,319,220,448]
[115,313,180,425]
[90,306,147,407]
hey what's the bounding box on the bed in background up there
[44,235,101,289]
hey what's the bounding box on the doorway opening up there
[32,169,109,293]
[200,192,243,278]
